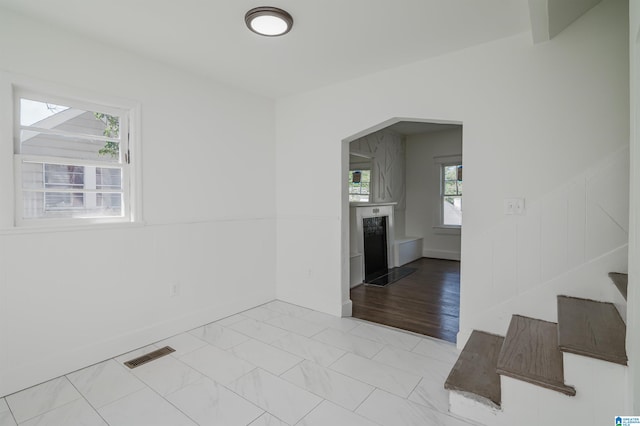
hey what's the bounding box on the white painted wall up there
[405,128,462,260]
[628,0,639,413]
[0,9,276,396]
[276,0,628,344]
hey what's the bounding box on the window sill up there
[432,225,461,236]
[0,220,145,235]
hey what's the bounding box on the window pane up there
[443,196,462,226]
[21,161,45,190]
[20,159,124,219]
[19,130,120,162]
[45,191,84,210]
[23,191,124,219]
[96,167,122,189]
[444,180,458,196]
[45,164,84,189]
[20,99,69,126]
[349,169,370,202]
[444,165,458,181]
[96,192,123,210]
[21,98,120,139]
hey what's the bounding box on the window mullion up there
[20,124,120,144]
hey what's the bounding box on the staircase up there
[445,272,628,426]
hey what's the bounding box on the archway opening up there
[341,117,463,343]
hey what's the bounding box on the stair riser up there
[562,352,627,419]
[615,300,627,325]
[449,392,504,426]
[449,369,626,426]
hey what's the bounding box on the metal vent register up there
[124,346,175,369]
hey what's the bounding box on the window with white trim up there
[349,169,371,202]
[441,163,462,227]
[14,90,133,225]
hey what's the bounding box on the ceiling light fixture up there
[245,7,293,37]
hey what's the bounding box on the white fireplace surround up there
[350,203,396,284]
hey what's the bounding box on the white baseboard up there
[342,299,353,317]
[0,293,273,397]
[423,249,461,261]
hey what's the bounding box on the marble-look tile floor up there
[0,300,483,426]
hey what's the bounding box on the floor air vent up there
[124,346,175,369]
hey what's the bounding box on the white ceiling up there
[0,0,531,99]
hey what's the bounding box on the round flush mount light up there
[245,6,293,37]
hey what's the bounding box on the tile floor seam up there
[351,385,378,414]
[224,321,285,346]
[277,361,373,412]
[192,381,267,426]
[262,318,329,339]
[311,329,385,359]
[407,376,425,400]
[4,402,18,426]
[293,395,324,426]
[344,328,393,352]
[266,332,345,365]
[350,324,424,352]
[192,324,252,351]
[6,376,83,424]
[92,364,200,425]
[325,350,350,369]
[307,328,325,339]
[264,336,322,367]
[180,346,259,386]
[179,372,270,424]
[64,378,125,413]
[328,354,422,399]
[254,412,289,426]
[291,402,325,426]
[227,367,321,425]
[18,398,84,425]
[275,358,305,378]
[127,358,192,398]
[222,368,268,405]
[409,374,453,416]
[66,376,111,425]
[351,390,386,426]
[167,335,209,359]
[228,338,306,376]
[369,342,386,358]
[124,381,202,426]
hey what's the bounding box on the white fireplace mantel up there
[349,203,396,285]
[349,202,398,208]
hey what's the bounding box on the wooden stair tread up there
[497,315,576,396]
[557,296,627,365]
[608,272,628,300]
[445,330,504,408]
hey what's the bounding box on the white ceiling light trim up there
[245,6,293,37]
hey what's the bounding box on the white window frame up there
[349,167,372,203]
[349,155,374,204]
[4,74,141,229]
[434,154,462,234]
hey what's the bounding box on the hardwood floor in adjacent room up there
[350,257,460,343]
